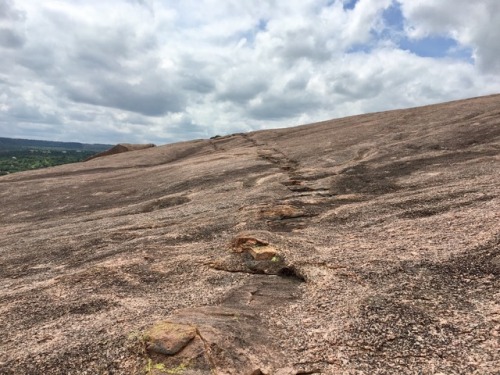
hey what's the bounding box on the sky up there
[1,0,500,145]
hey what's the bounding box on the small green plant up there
[166,363,187,374]
[154,363,166,371]
[145,359,188,375]
[271,255,281,262]
[145,358,153,374]
[145,359,167,374]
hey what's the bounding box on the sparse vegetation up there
[165,363,187,374]
[0,137,111,175]
[0,149,96,175]
[145,358,188,375]
[145,359,167,374]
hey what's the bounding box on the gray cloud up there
[181,73,215,94]
[247,91,323,120]
[0,27,24,48]
[0,0,24,21]
[0,0,25,49]
[14,4,181,117]
[4,103,60,125]
[331,71,384,99]
[64,76,185,117]
[269,26,333,63]
[17,45,56,73]
[284,75,309,91]
[217,78,269,104]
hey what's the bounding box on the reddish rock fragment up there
[145,322,197,356]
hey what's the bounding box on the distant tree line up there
[0,137,111,152]
[0,149,97,175]
[0,137,113,175]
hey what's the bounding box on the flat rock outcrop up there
[0,95,499,374]
[85,143,156,161]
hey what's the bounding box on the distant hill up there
[0,137,112,152]
[0,137,113,175]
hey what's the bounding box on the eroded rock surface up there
[0,95,499,374]
[85,143,156,161]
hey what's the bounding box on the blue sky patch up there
[383,2,404,30]
[343,0,358,11]
[257,19,268,32]
[400,36,473,62]
[379,2,473,62]
[347,43,373,54]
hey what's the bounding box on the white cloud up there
[0,0,499,144]
[398,0,500,73]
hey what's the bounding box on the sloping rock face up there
[85,143,156,161]
[0,95,499,374]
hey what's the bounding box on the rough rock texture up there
[85,143,156,161]
[1,94,499,374]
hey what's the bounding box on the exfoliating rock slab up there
[145,322,197,356]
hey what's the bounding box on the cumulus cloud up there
[63,75,185,117]
[0,0,499,144]
[0,0,25,49]
[398,0,500,73]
